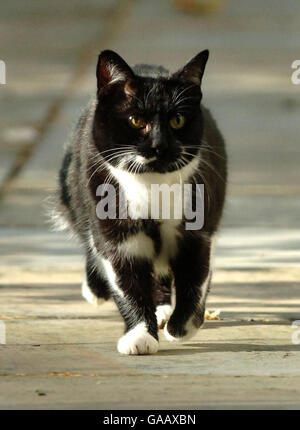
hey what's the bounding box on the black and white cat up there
[55,49,227,355]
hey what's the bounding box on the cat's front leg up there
[165,234,212,342]
[103,257,159,355]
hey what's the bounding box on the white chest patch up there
[109,157,198,217]
[109,159,199,274]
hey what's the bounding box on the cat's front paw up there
[156,304,173,329]
[164,318,201,342]
[117,322,159,355]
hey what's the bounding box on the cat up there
[55,49,227,355]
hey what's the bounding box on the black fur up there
[55,49,227,354]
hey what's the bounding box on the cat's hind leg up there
[153,275,173,329]
[82,252,111,306]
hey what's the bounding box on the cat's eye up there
[129,115,146,129]
[169,113,185,130]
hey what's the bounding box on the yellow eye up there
[169,113,185,130]
[129,115,146,129]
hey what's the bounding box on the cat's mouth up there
[133,153,194,174]
[136,155,157,165]
[114,150,196,174]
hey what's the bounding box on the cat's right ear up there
[96,50,135,94]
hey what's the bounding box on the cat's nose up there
[150,119,167,155]
[151,134,168,155]
[154,145,167,157]
[151,141,168,158]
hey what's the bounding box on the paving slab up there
[1,0,300,410]
[1,227,300,409]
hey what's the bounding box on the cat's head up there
[93,49,209,173]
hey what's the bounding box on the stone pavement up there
[0,0,300,409]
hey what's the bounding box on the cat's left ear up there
[173,50,209,86]
[96,50,135,93]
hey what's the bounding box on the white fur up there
[136,155,156,164]
[109,157,198,205]
[88,231,96,252]
[50,210,70,232]
[156,304,173,328]
[163,323,177,342]
[198,233,215,309]
[199,271,212,309]
[153,219,181,275]
[117,215,182,276]
[164,318,198,343]
[117,322,159,355]
[167,233,214,340]
[164,268,211,342]
[101,257,125,298]
[108,158,198,222]
[107,64,126,85]
[81,279,104,306]
[172,275,209,341]
[87,232,125,298]
[109,159,199,273]
[117,231,155,260]
[162,233,214,342]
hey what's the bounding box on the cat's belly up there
[117,219,181,276]
[153,219,181,275]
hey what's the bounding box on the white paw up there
[81,280,104,307]
[164,318,200,342]
[156,304,173,329]
[117,322,159,355]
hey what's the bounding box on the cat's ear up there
[96,50,135,93]
[173,50,209,86]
